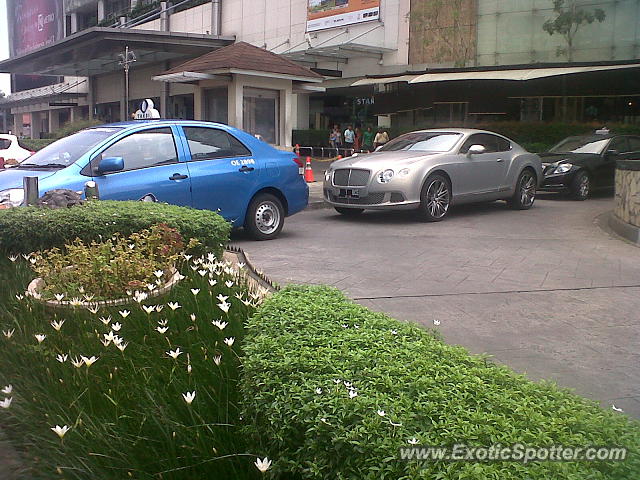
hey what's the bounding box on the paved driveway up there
[232,193,640,418]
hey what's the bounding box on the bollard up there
[23,176,39,206]
[84,181,100,200]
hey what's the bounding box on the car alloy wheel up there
[510,169,536,210]
[245,193,285,240]
[570,171,590,201]
[519,172,536,208]
[418,174,451,222]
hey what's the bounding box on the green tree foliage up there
[543,0,606,61]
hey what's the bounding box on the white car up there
[0,134,34,168]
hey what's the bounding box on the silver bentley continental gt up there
[323,129,543,221]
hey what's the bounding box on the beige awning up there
[410,64,640,84]
[350,63,640,87]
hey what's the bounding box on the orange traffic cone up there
[304,156,315,183]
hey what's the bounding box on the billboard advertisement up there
[307,0,381,32]
[7,0,64,57]
[6,0,64,92]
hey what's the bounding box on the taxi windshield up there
[17,128,121,168]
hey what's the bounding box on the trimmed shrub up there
[0,201,230,256]
[241,285,640,479]
[17,138,55,152]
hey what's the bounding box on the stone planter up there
[25,268,182,309]
[610,159,640,244]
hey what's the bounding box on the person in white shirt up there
[344,125,355,151]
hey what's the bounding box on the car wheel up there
[418,173,451,222]
[569,170,590,201]
[334,207,364,216]
[510,169,536,210]
[245,193,285,241]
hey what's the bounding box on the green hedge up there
[241,286,640,479]
[17,138,55,152]
[0,201,230,255]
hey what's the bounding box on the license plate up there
[339,188,360,198]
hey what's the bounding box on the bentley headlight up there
[553,163,573,174]
[0,188,24,207]
[377,169,395,183]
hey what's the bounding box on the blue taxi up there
[0,120,308,240]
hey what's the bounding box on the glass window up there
[628,137,640,152]
[17,128,121,169]
[99,128,178,173]
[495,136,512,152]
[379,132,462,153]
[0,139,12,150]
[460,134,500,154]
[183,127,251,161]
[549,136,610,155]
[608,137,630,153]
[243,88,279,145]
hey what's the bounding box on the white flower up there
[212,320,228,330]
[154,270,164,279]
[103,331,116,344]
[83,295,94,302]
[21,254,30,260]
[116,341,128,352]
[119,310,130,318]
[391,330,398,335]
[198,269,207,277]
[348,390,358,399]
[15,294,24,301]
[408,437,419,445]
[218,301,231,314]
[86,306,99,314]
[209,279,217,287]
[146,284,156,292]
[182,391,196,405]
[254,457,272,473]
[0,397,13,409]
[376,410,386,417]
[56,354,68,363]
[78,287,85,294]
[225,280,234,288]
[190,314,196,322]
[111,322,122,332]
[223,337,235,347]
[191,289,200,296]
[1,385,12,395]
[50,320,65,332]
[2,329,15,339]
[433,319,441,326]
[213,355,222,366]
[142,305,156,314]
[81,356,99,367]
[100,338,111,347]
[51,425,70,439]
[612,404,624,412]
[333,379,341,384]
[237,262,245,269]
[129,243,135,250]
[315,388,323,395]
[176,273,185,281]
[54,293,65,302]
[71,357,84,368]
[35,334,46,344]
[156,305,164,312]
[133,292,148,303]
[156,326,169,334]
[183,254,192,261]
[166,348,183,359]
[216,294,229,303]
[8,255,18,262]
[187,364,192,374]
[167,302,181,311]
[99,316,111,325]
[69,298,83,307]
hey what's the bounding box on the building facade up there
[1,0,639,142]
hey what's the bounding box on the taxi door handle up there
[169,173,188,181]
[239,166,255,172]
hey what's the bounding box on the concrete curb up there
[608,212,640,245]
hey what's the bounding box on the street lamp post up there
[118,46,137,120]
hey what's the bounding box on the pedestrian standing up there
[362,126,374,152]
[354,127,362,151]
[374,128,390,149]
[344,125,355,153]
[329,127,339,149]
